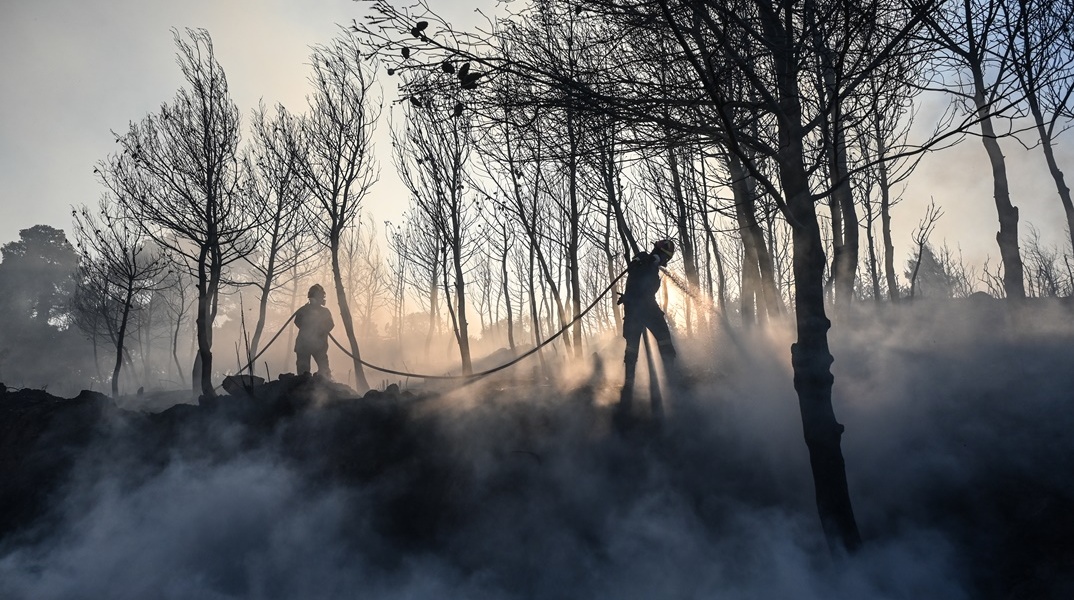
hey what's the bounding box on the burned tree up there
[72,196,169,398]
[354,0,945,553]
[1004,0,1074,258]
[922,0,1027,298]
[243,103,317,369]
[299,34,381,392]
[393,85,479,375]
[107,28,257,397]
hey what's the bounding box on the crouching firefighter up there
[294,284,334,379]
[617,239,678,406]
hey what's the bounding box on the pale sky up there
[0,0,424,247]
[2,0,1072,277]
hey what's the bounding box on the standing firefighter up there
[617,239,678,402]
[294,284,334,378]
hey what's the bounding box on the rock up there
[221,374,266,397]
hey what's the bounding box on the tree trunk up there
[729,154,762,324]
[451,226,473,376]
[248,237,279,372]
[425,268,439,361]
[766,4,861,551]
[527,239,547,376]
[816,39,857,308]
[788,181,862,554]
[567,108,583,358]
[111,287,134,398]
[864,194,882,303]
[331,234,370,391]
[668,145,700,335]
[601,209,624,335]
[876,133,900,302]
[193,243,217,398]
[500,226,516,351]
[699,200,727,314]
[831,120,858,306]
[1029,107,1074,258]
[973,74,1025,299]
[728,153,783,320]
[249,282,271,375]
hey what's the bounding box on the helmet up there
[653,239,676,259]
[308,284,326,299]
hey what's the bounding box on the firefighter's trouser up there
[622,302,676,385]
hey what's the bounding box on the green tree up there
[0,225,79,328]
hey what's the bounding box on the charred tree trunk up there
[699,199,727,314]
[331,230,370,391]
[602,210,624,334]
[111,286,134,398]
[864,194,882,303]
[766,5,861,551]
[973,70,1025,299]
[729,154,762,324]
[1029,107,1074,258]
[830,120,858,307]
[876,132,900,302]
[425,267,439,360]
[248,228,280,372]
[667,145,701,335]
[499,224,516,351]
[728,153,783,321]
[451,219,473,375]
[527,238,547,376]
[787,180,862,554]
[567,109,584,358]
[193,242,217,398]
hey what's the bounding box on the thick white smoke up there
[1,298,1071,599]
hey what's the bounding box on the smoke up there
[2,299,1073,599]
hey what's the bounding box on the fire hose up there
[329,268,628,382]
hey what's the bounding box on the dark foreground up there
[1,300,1074,599]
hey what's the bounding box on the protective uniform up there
[618,241,677,390]
[295,284,334,378]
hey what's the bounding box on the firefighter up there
[294,284,334,378]
[617,239,677,402]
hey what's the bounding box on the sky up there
[2,0,1073,275]
[0,0,438,246]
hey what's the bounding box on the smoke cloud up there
[1,298,1072,599]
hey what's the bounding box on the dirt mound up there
[0,375,423,542]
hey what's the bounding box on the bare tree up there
[73,198,170,398]
[106,28,258,397]
[854,50,929,302]
[922,0,1027,298]
[1005,0,1074,257]
[155,263,193,383]
[1022,226,1073,297]
[908,200,944,299]
[339,217,392,339]
[394,214,445,358]
[470,68,573,361]
[393,85,479,374]
[242,102,317,370]
[355,0,954,552]
[384,221,410,349]
[300,34,381,391]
